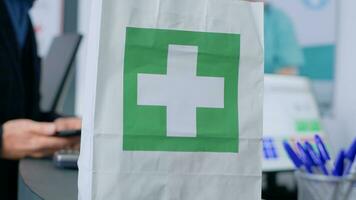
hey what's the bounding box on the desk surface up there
[19,158,77,200]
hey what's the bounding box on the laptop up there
[40,33,82,112]
[38,34,82,169]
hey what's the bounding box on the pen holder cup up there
[295,171,356,200]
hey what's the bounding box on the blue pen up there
[283,141,303,168]
[304,141,329,175]
[348,157,356,175]
[315,134,331,163]
[344,139,356,174]
[332,150,346,177]
[299,142,317,166]
[296,142,314,173]
[314,135,331,162]
[314,135,334,173]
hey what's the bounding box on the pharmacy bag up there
[78,0,264,199]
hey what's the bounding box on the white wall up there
[30,0,63,57]
[267,0,336,46]
[332,0,356,148]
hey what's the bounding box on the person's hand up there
[54,117,82,150]
[54,117,82,132]
[1,119,80,160]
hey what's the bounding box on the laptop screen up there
[40,34,82,112]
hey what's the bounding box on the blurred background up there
[266,0,335,116]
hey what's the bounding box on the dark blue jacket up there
[0,1,58,199]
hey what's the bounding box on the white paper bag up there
[79,0,264,199]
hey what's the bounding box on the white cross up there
[137,45,224,137]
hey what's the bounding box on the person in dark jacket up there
[0,0,81,199]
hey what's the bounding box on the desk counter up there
[18,158,77,200]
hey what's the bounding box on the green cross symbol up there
[123,27,240,153]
